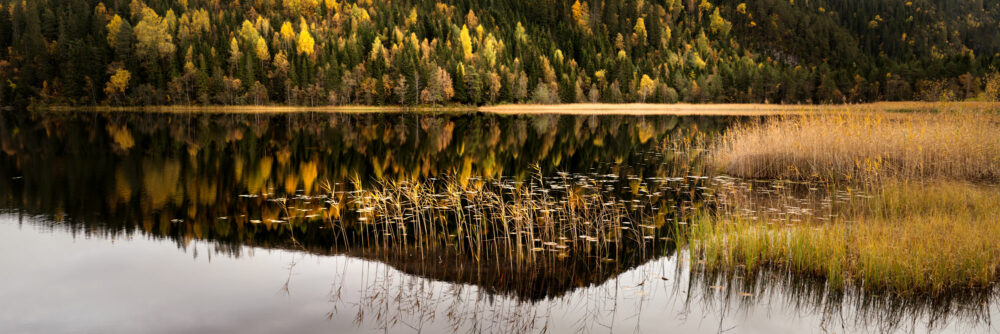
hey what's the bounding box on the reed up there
[685,180,1000,296]
[712,111,1000,182]
[332,172,664,266]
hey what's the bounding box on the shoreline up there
[479,101,1000,114]
[35,105,476,114]
[28,101,1000,115]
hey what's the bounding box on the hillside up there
[1,0,999,107]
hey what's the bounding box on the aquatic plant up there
[338,172,665,265]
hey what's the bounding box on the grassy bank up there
[687,181,1000,296]
[712,111,1000,182]
[693,109,1000,296]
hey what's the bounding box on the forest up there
[1,0,1000,107]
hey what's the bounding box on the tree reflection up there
[0,111,726,253]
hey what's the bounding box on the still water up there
[0,111,995,333]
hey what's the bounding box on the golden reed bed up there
[712,111,1000,182]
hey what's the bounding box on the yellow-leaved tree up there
[134,7,176,61]
[481,34,498,66]
[405,7,418,26]
[106,15,123,47]
[571,1,590,29]
[255,36,270,61]
[279,21,296,48]
[228,37,240,68]
[984,72,1000,101]
[515,22,527,43]
[239,20,260,42]
[709,7,732,35]
[370,36,383,60]
[104,68,131,104]
[633,18,647,46]
[296,22,315,56]
[459,25,473,60]
[638,74,656,102]
[324,0,339,12]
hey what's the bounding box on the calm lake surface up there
[0,110,996,333]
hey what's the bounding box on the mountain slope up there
[1,0,998,107]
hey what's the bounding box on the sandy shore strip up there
[479,101,1000,115]
[32,101,1000,115]
[38,105,475,114]
[479,103,821,115]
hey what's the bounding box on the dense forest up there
[1,0,1000,107]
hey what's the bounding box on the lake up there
[0,110,995,333]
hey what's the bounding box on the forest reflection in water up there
[0,110,996,333]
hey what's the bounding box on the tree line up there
[1,0,999,107]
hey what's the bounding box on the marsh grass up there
[712,111,1000,182]
[697,110,1000,296]
[686,180,1000,296]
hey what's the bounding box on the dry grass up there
[329,173,661,265]
[686,181,1000,296]
[712,111,1000,182]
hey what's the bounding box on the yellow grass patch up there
[712,111,1000,182]
[688,181,1000,296]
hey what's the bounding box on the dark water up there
[0,110,994,333]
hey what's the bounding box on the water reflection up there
[690,265,995,333]
[327,247,996,333]
[0,111,720,244]
[0,110,995,333]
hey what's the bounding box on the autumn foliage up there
[1,0,999,107]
